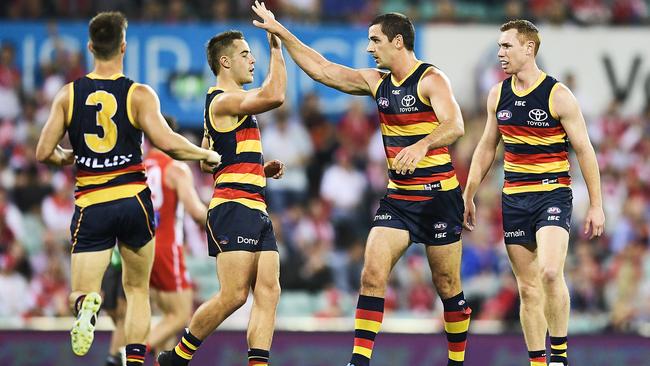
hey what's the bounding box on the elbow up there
[35,147,50,163]
[271,93,285,108]
[451,123,465,142]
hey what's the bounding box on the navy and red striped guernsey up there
[373,61,459,201]
[203,87,267,213]
[67,73,147,208]
[495,72,571,195]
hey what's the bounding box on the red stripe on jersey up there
[504,151,568,164]
[499,125,564,138]
[236,128,261,143]
[354,338,375,349]
[448,341,467,352]
[387,194,432,201]
[503,177,571,187]
[390,171,456,185]
[379,110,438,126]
[444,310,471,322]
[214,163,264,179]
[385,146,448,158]
[355,309,384,322]
[212,188,265,202]
[77,163,145,176]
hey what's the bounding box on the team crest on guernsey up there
[497,110,512,121]
[377,97,389,109]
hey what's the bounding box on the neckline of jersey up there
[86,72,125,80]
[511,71,547,97]
[390,60,423,87]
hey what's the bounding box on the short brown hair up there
[370,13,415,51]
[500,19,540,56]
[89,12,127,60]
[206,30,244,76]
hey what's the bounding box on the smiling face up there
[497,28,535,75]
[225,39,256,85]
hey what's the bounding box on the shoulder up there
[418,66,452,92]
[549,82,579,118]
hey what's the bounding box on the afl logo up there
[529,109,548,122]
[433,221,447,231]
[377,97,389,108]
[547,207,562,214]
[401,95,416,107]
[497,110,512,121]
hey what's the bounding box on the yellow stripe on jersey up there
[126,82,139,129]
[372,73,389,98]
[549,82,561,119]
[417,66,434,106]
[236,140,262,154]
[75,184,147,208]
[502,133,566,146]
[353,346,373,358]
[504,160,570,174]
[76,170,141,187]
[511,72,546,97]
[387,153,451,169]
[355,319,382,333]
[67,83,74,126]
[503,183,570,195]
[380,121,438,136]
[444,318,470,334]
[215,173,266,187]
[209,197,267,213]
[387,175,459,192]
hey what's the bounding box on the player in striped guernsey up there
[35,12,220,365]
[158,26,286,366]
[253,2,471,365]
[463,20,605,366]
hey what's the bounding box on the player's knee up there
[540,267,562,286]
[360,266,387,292]
[222,288,249,309]
[517,282,542,305]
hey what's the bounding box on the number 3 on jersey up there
[84,90,118,153]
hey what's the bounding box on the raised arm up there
[215,33,286,116]
[131,84,220,164]
[391,68,465,175]
[166,161,208,227]
[462,83,503,230]
[252,1,379,95]
[36,84,75,166]
[553,83,604,238]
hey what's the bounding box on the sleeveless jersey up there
[373,61,459,201]
[203,87,267,213]
[496,72,571,195]
[68,72,146,207]
[144,150,183,246]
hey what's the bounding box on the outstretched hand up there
[252,1,282,35]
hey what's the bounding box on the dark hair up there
[370,13,415,51]
[206,30,245,76]
[162,115,178,132]
[500,19,540,56]
[88,12,128,60]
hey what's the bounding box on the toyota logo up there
[528,109,548,122]
[401,95,416,107]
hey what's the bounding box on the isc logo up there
[515,100,526,106]
[434,232,447,239]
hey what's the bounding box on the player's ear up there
[120,41,126,55]
[526,40,535,56]
[219,55,231,70]
[394,34,403,49]
[87,41,93,54]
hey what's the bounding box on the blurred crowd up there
[0,14,649,335]
[2,0,650,25]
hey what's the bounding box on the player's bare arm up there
[166,161,208,227]
[131,84,220,165]
[392,69,464,175]
[213,33,286,119]
[462,83,503,230]
[35,84,75,166]
[553,83,605,239]
[199,135,216,174]
[251,0,380,95]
